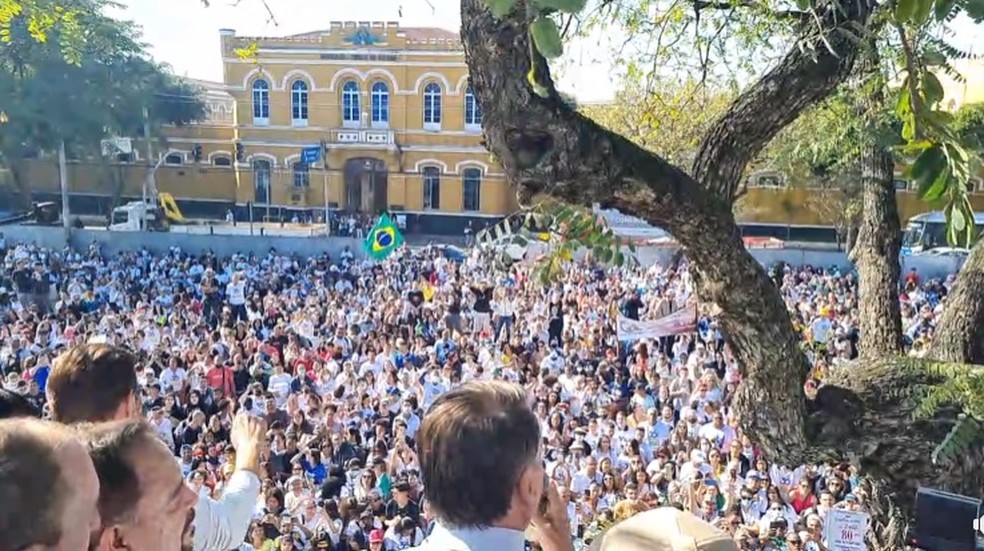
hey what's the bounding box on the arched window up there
[253,159,272,203]
[423,82,442,129]
[371,82,389,127]
[212,156,232,167]
[422,166,441,210]
[164,153,183,165]
[292,161,310,188]
[462,168,482,211]
[252,79,270,124]
[291,80,309,125]
[342,81,360,126]
[465,85,482,130]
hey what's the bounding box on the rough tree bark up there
[459,0,984,548]
[461,0,869,461]
[848,47,904,360]
[927,239,984,363]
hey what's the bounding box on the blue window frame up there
[371,82,389,124]
[423,82,442,125]
[251,79,269,120]
[342,81,360,123]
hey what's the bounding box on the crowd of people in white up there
[0,237,952,550]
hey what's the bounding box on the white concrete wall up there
[0,225,966,279]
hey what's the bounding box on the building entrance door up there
[343,158,387,213]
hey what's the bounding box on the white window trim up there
[423,122,442,132]
[371,120,389,129]
[164,153,184,165]
[253,117,270,126]
[464,123,482,133]
[342,118,361,129]
[292,118,309,128]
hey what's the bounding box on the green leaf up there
[484,0,518,18]
[922,169,950,202]
[907,143,946,187]
[952,204,967,232]
[614,251,625,266]
[530,16,563,59]
[794,0,811,9]
[532,0,588,13]
[933,0,959,20]
[911,0,935,23]
[894,0,918,21]
[965,0,984,21]
[921,72,945,107]
[526,69,550,98]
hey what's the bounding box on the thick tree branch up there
[461,0,870,461]
[927,240,984,364]
[849,45,904,360]
[810,358,984,550]
[691,0,873,200]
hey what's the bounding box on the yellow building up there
[4,22,982,236]
[9,21,515,234]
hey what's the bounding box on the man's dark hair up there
[0,388,40,419]
[76,419,156,527]
[47,344,138,423]
[0,418,72,550]
[416,380,540,528]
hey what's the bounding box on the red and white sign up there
[824,508,868,551]
[616,303,698,341]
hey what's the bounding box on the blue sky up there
[113,0,982,103]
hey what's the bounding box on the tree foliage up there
[0,0,206,204]
[580,81,736,168]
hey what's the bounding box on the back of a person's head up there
[0,418,71,550]
[416,380,539,528]
[75,419,154,529]
[0,388,40,419]
[47,344,137,424]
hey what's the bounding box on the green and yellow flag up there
[363,213,404,261]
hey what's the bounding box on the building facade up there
[7,22,515,234]
[2,25,982,236]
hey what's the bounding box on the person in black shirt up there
[622,290,644,321]
[200,269,221,327]
[469,283,493,337]
[385,481,421,527]
[548,298,564,346]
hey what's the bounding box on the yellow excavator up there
[108,192,186,231]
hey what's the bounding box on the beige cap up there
[589,507,738,551]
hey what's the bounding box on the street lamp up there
[0,111,8,124]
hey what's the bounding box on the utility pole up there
[142,105,153,232]
[58,140,70,235]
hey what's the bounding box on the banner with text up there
[616,303,698,341]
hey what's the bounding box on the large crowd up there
[0,236,951,551]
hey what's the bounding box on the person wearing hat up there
[369,527,386,550]
[588,507,738,551]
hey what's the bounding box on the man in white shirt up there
[226,272,247,322]
[47,343,266,551]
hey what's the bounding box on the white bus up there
[901,211,984,255]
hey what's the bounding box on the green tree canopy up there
[0,0,205,204]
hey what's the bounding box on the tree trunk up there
[849,48,903,360]
[927,239,984,363]
[809,359,984,550]
[455,1,984,547]
[460,0,871,460]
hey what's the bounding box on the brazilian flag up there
[364,213,404,261]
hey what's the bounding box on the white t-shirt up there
[226,281,246,305]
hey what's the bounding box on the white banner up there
[617,303,698,341]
